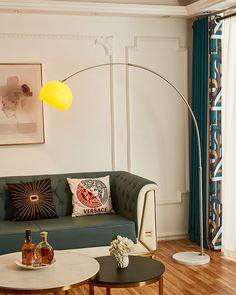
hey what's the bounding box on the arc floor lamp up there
[39,62,210,266]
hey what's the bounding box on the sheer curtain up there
[222,17,236,258]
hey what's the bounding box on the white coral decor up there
[109,235,134,268]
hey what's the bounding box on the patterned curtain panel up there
[208,16,223,251]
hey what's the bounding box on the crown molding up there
[0,0,188,17]
[0,0,233,18]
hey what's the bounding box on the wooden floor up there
[73,239,236,295]
[2,239,236,295]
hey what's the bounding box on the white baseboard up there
[157,232,188,241]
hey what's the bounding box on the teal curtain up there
[189,17,209,247]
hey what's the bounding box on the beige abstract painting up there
[0,64,44,145]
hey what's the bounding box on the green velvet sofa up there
[0,171,158,256]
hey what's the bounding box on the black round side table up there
[89,255,165,295]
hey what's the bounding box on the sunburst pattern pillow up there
[8,178,58,221]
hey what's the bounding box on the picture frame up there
[0,63,45,145]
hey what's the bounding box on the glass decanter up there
[36,231,54,264]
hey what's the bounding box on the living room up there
[0,0,235,294]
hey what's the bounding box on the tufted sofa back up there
[0,171,113,221]
[0,171,156,233]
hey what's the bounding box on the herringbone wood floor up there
[1,239,236,295]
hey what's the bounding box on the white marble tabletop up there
[0,250,100,293]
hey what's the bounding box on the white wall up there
[0,11,189,240]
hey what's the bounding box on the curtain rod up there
[216,11,236,21]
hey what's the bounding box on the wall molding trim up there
[131,36,188,52]
[0,31,116,171]
[0,32,107,41]
[157,191,189,205]
[125,36,188,173]
[95,36,113,57]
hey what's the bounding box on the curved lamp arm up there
[40,62,207,261]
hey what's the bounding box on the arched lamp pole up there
[40,62,210,265]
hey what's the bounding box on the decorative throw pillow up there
[67,176,113,217]
[8,178,58,221]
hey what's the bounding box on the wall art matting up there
[0,63,44,145]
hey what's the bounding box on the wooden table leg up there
[55,290,69,295]
[89,284,94,295]
[106,287,111,295]
[159,276,163,295]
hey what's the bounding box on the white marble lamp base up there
[172,251,210,265]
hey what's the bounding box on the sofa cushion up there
[34,214,137,250]
[8,178,58,221]
[67,176,113,217]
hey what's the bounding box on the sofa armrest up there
[110,171,158,252]
[136,184,158,252]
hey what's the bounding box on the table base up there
[89,275,164,295]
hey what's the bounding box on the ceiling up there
[49,0,181,4]
[0,0,235,17]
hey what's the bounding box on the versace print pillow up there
[8,178,58,221]
[67,176,113,217]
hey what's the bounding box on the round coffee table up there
[89,256,165,295]
[0,250,99,294]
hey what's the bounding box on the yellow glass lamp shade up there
[39,80,73,111]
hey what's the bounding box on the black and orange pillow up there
[8,178,58,221]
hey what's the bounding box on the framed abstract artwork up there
[0,63,45,145]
